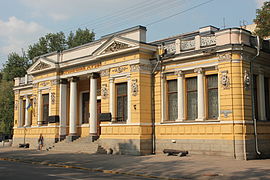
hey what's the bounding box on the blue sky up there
[0,0,267,66]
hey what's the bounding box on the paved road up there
[0,160,155,180]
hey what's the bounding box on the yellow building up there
[13,25,270,160]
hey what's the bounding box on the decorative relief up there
[101,84,108,99]
[51,79,59,85]
[40,81,49,87]
[100,69,110,77]
[131,79,138,96]
[33,62,51,71]
[180,39,195,51]
[14,90,19,95]
[15,100,18,111]
[218,53,232,61]
[130,64,152,73]
[220,110,232,118]
[244,70,251,90]
[102,41,130,54]
[200,36,216,47]
[112,66,128,73]
[194,68,203,74]
[220,70,230,89]
[33,96,37,106]
[174,70,183,77]
[51,93,56,104]
[164,43,176,54]
[33,83,38,88]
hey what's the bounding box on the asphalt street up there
[0,160,156,180]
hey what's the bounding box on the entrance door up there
[97,100,101,135]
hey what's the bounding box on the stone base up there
[97,138,152,155]
[89,135,99,142]
[66,135,79,142]
[59,135,66,141]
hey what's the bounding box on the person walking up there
[38,134,44,150]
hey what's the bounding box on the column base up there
[59,135,66,141]
[66,134,79,142]
[176,118,184,122]
[195,118,205,121]
[89,135,99,142]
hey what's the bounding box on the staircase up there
[47,137,107,154]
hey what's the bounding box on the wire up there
[146,0,216,26]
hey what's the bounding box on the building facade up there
[13,25,270,160]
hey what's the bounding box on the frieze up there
[112,66,128,73]
[51,79,59,85]
[33,62,51,71]
[131,79,138,96]
[130,64,152,73]
[101,84,108,99]
[180,39,195,51]
[33,83,38,88]
[39,81,49,87]
[218,53,232,61]
[62,63,101,75]
[102,41,130,54]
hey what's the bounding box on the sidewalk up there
[1,147,270,180]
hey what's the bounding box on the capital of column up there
[60,78,68,84]
[69,76,79,82]
[89,72,100,79]
[175,70,184,77]
[194,68,204,74]
[109,78,114,83]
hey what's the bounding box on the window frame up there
[186,77,198,120]
[42,94,49,125]
[206,74,219,120]
[167,79,178,121]
[116,82,128,122]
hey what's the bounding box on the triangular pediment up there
[27,58,57,74]
[93,37,139,56]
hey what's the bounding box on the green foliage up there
[254,1,270,38]
[0,80,14,135]
[2,52,30,81]
[67,28,95,48]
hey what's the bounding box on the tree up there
[2,52,30,81]
[67,28,95,48]
[254,1,270,38]
[0,80,14,135]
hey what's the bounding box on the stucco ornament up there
[131,79,138,96]
[102,41,130,54]
[15,100,18,110]
[244,70,251,90]
[101,84,108,99]
[221,71,230,89]
[33,61,51,71]
[51,93,56,104]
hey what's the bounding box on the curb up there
[0,157,182,180]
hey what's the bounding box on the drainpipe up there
[151,46,164,154]
[251,36,261,157]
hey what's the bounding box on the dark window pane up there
[265,78,270,120]
[207,75,218,119]
[82,92,89,124]
[187,78,197,120]
[42,94,49,124]
[116,83,127,122]
[168,93,178,120]
[168,80,177,92]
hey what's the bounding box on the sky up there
[0,0,267,67]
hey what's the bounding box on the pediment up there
[93,37,139,56]
[27,58,57,74]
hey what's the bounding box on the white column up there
[195,68,205,121]
[89,73,98,136]
[37,90,42,126]
[19,98,24,127]
[59,79,67,139]
[69,77,78,135]
[176,71,184,121]
[109,78,116,122]
[161,74,167,122]
[127,76,131,124]
[258,73,266,120]
[25,96,30,126]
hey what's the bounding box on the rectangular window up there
[187,77,197,120]
[82,92,89,124]
[167,80,178,121]
[22,100,26,125]
[265,77,270,120]
[29,99,33,126]
[116,83,127,122]
[207,75,218,119]
[42,94,49,124]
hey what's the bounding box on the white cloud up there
[255,0,267,7]
[0,16,48,59]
